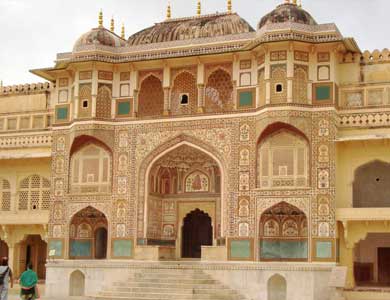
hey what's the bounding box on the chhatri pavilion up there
[1,0,390,299]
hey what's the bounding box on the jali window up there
[18,175,50,210]
[0,178,11,211]
[258,130,308,188]
[70,144,111,193]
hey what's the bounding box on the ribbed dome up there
[258,3,317,29]
[128,13,254,46]
[73,27,126,52]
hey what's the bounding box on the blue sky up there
[0,0,388,85]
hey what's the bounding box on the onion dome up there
[73,11,126,52]
[258,2,317,29]
[128,12,254,46]
[73,27,126,52]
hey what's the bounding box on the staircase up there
[92,267,246,300]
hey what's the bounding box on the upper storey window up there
[258,130,309,189]
[70,144,111,193]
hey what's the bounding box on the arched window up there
[205,69,233,113]
[96,85,112,119]
[18,175,50,211]
[138,75,164,117]
[293,66,308,104]
[171,71,198,115]
[0,178,11,211]
[69,270,85,296]
[258,130,309,188]
[70,144,111,193]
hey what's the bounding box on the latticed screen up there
[258,131,308,188]
[0,179,11,211]
[70,144,111,193]
[18,175,50,211]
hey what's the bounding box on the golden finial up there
[285,0,290,3]
[299,0,302,7]
[166,1,171,19]
[110,17,115,32]
[121,23,125,39]
[197,0,201,16]
[227,0,232,13]
[292,0,297,5]
[98,10,103,27]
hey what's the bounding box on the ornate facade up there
[1,1,390,299]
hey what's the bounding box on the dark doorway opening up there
[95,227,108,259]
[378,248,390,284]
[182,209,212,258]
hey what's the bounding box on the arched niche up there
[353,160,390,207]
[267,274,287,300]
[69,206,108,259]
[257,122,309,189]
[69,270,85,296]
[69,138,112,194]
[260,202,308,261]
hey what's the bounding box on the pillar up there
[91,69,98,118]
[287,48,294,103]
[163,88,170,116]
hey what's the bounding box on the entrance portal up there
[182,209,212,258]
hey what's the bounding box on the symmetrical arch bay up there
[145,143,222,258]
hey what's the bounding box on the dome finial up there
[166,1,171,19]
[98,9,103,28]
[110,17,115,32]
[227,0,232,13]
[284,0,290,3]
[292,0,297,5]
[299,0,302,7]
[197,0,201,16]
[121,23,125,39]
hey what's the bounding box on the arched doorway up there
[259,202,308,261]
[69,206,108,259]
[268,274,287,300]
[144,143,221,259]
[95,227,108,259]
[18,235,47,279]
[69,270,85,296]
[182,209,212,258]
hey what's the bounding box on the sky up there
[0,0,389,85]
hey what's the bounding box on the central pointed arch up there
[138,135,227,242]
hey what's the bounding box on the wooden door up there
[182,209,212,258]
[378,248,390,284]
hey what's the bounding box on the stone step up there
[97,291,240,300]
[130,272,213,280]
[103,287,237,295]
[114,278,219,285]
[112,282,226,289]
[95,268,246,300]
[109,286,233,294]
[93,297,246,300]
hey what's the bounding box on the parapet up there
[0,82,53,96]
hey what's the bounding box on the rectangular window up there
[239,91,253,107]
[56,107,68,120]
[117,101,131,115]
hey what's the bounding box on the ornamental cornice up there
[46,260,334,272]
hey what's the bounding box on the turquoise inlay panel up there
[70,240,92,257]
[316,241,332,259]
[49,240,63,257]
[56,107,68,120]
[239,92,253,107]
[118,101,131,115]
[230,240,251,259]
[260,240,308,259]
[113,240,133,257]
[316,86,331,100]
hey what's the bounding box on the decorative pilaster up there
[163,87,171,116]
[133,89,139,117]
[197,84,205,113]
